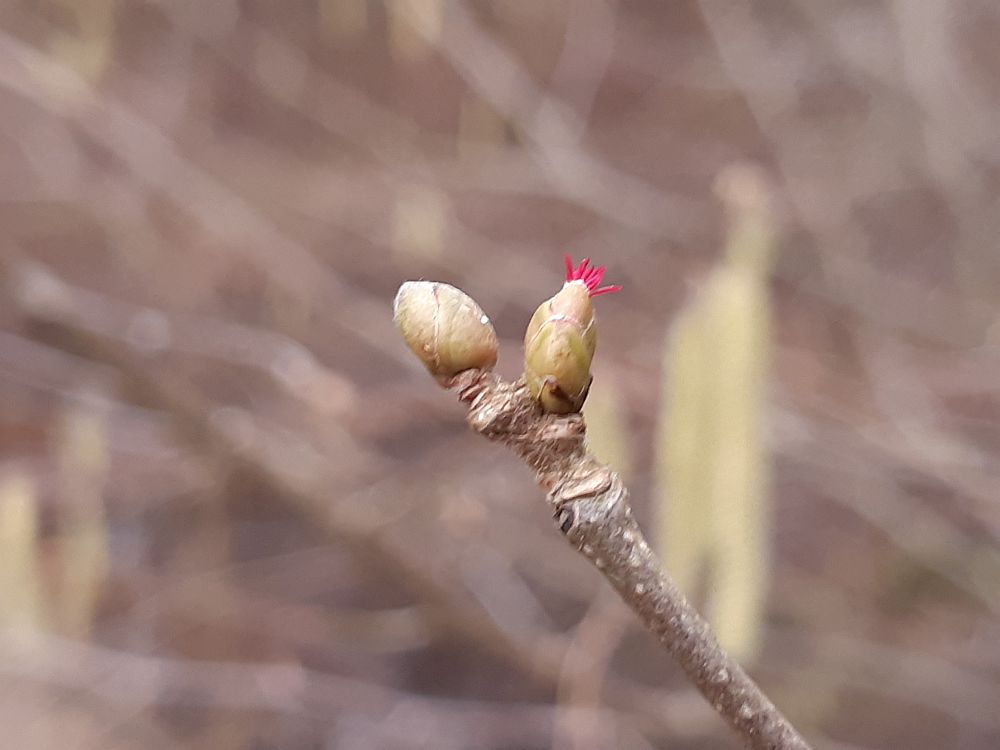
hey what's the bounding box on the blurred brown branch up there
[407,0,709,241]
[0,27,410,370]
[0,630,644,750]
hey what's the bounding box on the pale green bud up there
[523,281,596,413]
[393,281,498,383]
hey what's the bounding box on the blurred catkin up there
[656,302,713,598]
[582,367,632,479]
[0,471,45,645]
[55,397,110,638]
[656,165,776,662]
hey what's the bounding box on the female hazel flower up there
[523,255,621,413]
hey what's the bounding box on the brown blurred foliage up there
[0,1,999,748]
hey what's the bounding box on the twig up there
[443,368,812,750]
[409,1,707,241]
[0,630,643,749]
[0,29,407,370]
[553,587,631,750]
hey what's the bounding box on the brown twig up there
[444,368,812,750]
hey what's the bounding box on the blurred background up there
[1,1,999,748]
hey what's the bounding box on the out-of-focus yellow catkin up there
[703,259,770,662]
[394,281,498,383]
[656,302,713,597]
[582,367,632,478]
[55,397,110,639]
[656,164,776,663]
[0,471,45,645]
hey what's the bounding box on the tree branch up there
[445,368,812,750]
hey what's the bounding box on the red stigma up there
[564,254,622,297]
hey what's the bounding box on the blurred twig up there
[3,259,558,675]
[768,624,1000,733]
[553,588,632,750]
[777,404,1000,617]
[1,265,358,418]
[0,28,411,371]
[0,630,642,749]
[408,1,708,241]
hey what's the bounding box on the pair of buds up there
[394,256,621,414]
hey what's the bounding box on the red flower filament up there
[564,254,623,297]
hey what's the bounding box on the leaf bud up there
[394,281,498,383]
